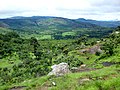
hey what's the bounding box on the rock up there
[80,64,86,68]
[48,62,71,76]
[52,81,56,86]
[71,67,79,72]
[89,45,102,54]
[79,44,102,54]
[71,67,79,70]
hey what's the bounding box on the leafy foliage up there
[0,26,120,89]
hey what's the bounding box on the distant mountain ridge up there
[0,16,117,39]
[76,18,120,27]
[0,16,119,29]
[0,16,100,31]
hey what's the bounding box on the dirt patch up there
[102,74,119,80]
[72,68,99,73]
[36,81,55,90]
[102,62,120,67]
[38,86,48,90]
[102,62,115,67]
[9,86,26,90]
[77,76,92,86]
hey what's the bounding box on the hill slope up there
[0,16,100,30]
[0,16,114,39]
[0,26,120,90]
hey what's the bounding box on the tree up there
[3,32,20,41]
[30,37,39,53]
[75,35,88,44]
[30,37,41,59]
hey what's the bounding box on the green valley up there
[0,16,120,90]
[0,16,114,39]
[0,24,120,90]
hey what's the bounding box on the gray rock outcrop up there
[79,44,102,54]
[48,62,71,76]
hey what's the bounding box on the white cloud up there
[0,0,120,20]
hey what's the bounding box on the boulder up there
[79,45,102,54]
[48,62,71,76]
[80,64,86,68]
[71,67,79,72]
[89,45,102,54]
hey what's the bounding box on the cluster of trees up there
[0,31,86,85]
[52,28,113,40]
[0,32,52,85]
[99,26,120,59]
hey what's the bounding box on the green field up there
[62,32,76,36]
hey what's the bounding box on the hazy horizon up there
[0,0,120,21]
[0,15,120,21]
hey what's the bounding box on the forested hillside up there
[0,26,120,90]
[0,16,114,39]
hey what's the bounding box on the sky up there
[0,0,120,20]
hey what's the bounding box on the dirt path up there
[9,86,26,90]
[72,68,100,73]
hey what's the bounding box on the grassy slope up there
[0,30,119,90]
[1,65,119,90]
[1,44,120,90]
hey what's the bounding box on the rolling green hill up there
[0,16,100,31]
[0,16,114,39]
[0,26,120,90]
